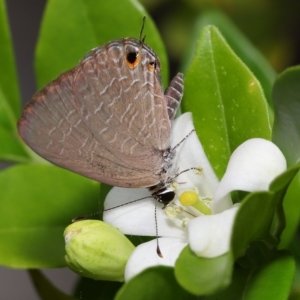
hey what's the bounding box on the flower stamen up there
[165,203,196,228]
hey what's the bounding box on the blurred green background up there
[144,0,300,76]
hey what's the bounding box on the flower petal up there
[187,205,239,257]
[170,113,219,194]
[124,237,187,281]
[214,138,287,205]
[103,187,187,239]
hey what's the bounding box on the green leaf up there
[243,251,295,300]
[206,267,251,299]
[272,66,300,167]
[289,237,300,299]
[73,277,122,300]
[272,66,300,248]
[175,247,233,295]
[28,270,77,300]
[0,9,29,162]
[192,10,276,104]
[0,85,30,163]
[268,163,300,248]
[232,165,300,265]
[0,0,20,118]
[116,266,195,300]
[0,85,17,132]
[231,191,275,260]
[0,164,99,268]
[35,0,168,89]
[183,25,271,179]
[280,172,300,248]
[270,164,300,194]
[0,127,30,162]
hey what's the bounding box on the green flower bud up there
[64,220,135,282]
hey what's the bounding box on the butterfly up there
[18,21,184,211]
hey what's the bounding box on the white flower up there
[103,113,287,281]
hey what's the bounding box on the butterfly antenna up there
[139,16,146,44]
[155,201,163,258]
[171,129,195,151]
[72,195,152,223]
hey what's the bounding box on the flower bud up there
[64,220,135,281]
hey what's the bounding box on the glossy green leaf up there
[231,191,275,260]
[175,246,233,295]
[273,66,300,167]
[0,0,20,118]
[232,165,300,263]
[272,66,300,249]
[280,172,300,248]
[35,0,168,89]
[116,266,195,300]
[243,251,295,300]
[192,10,276,104]
[0,164,99,268]
[206,267,251,300]
[270,164,300,193]
[28,270,77,300]
[183,26,271,179]
[269,164,300,247]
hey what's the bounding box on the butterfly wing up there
[18,39,180,188]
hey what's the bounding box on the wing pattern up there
[18,38,184,188]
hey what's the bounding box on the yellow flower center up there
[179,191,212,215]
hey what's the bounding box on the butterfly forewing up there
[18,38,179,188]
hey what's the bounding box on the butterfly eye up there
[126,50,140,68]
[148,61,156,71]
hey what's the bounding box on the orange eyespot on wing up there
[148,61,156,71]
[125,50,141,68]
